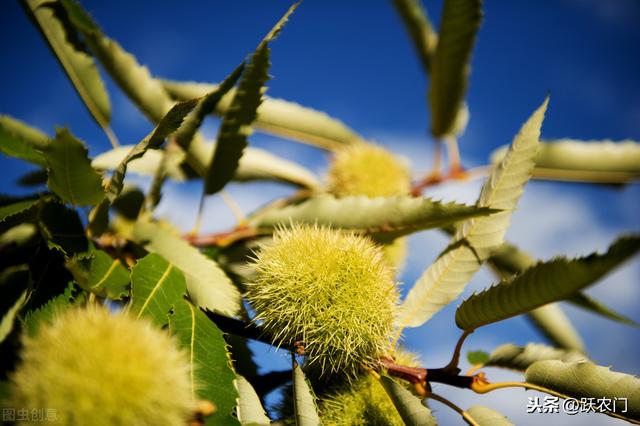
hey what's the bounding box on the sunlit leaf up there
[249,194,496,242]
[485,343,587,372]
[399,99,547,328]
[67,249,129,300]
[0,266,29,344]
[525,360,640,422]
[125,219,241,316]
[0,115,48,166]
[429,0,482,138]
[379,375,437,426]
[129,253,186,326]
[169,299,240,426]
[235,375,271,426]
[491,139,640,184]
[465,405,513,426]
[456,235,640,331]
[41,128,104,206]
[161,79,363,150]
[292,363,321,426]
[23,0,112,140]
[205,3,299,195]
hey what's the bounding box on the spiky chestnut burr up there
[326,143,411,198]
[8,305,194,426]
[247,225,399,377]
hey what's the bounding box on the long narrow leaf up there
[465,405,513,426]
[455,235,640,331]
[204,3,299,195]
[525,360,640,423]
[567,292,638,326]
[398,99,547,328]
[429,0,482,138]
[379,375,437,426]
[23,0,112,141]
[161,79,363,150]
[488,242,585,351]
[0,115,48,166]
[169,299,240,426]
[391,0,438,74]
[235,375,271,426]
[292,363,321,426]
[491,139,640,184]
[106,99,199,200]
[485,343,587,372]
[249,194,496,242]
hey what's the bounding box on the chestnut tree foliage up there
[1,0,640,425]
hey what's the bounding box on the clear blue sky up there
[1,1,639,424]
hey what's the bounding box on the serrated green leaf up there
[0,115,48,166]
[42,128,104,206]
[235,375,271,426]
[60,0,174,124]
[249,194,496,242]
[0,199,39,224]
[205,4,298,194]
[399,99,547,328]
[485,343,587,372]
[567,292,638,326]
[488,241,585,351]
[292,363,321,426]
[456,235,640,331]
[129,253,186,326]
[106,98,199,200]
[491,139,640,184]
[174,63,244,152]
[126,219,241,316]
[160,81,362,151]
[20,281,76,336]
[379,375,437,426]
[526,304,585,352]
[23,0,112,140]
[0,266,30,344]
[38,202,88,257]
[93,143,319,189]
[465,405,513,426]
[467,350,490,366]
[68,249,129,300]
[525,360,640,422]
[392,0,438,74]
[169,299,240,426]
[429,0,482,138]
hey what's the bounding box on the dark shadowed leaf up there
[566,292,638,326]
[169,299,240,426]
[392,0,438,74]
[38,202,88,257]
[485,343,587,372]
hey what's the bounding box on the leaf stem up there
[443,330,472,373]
